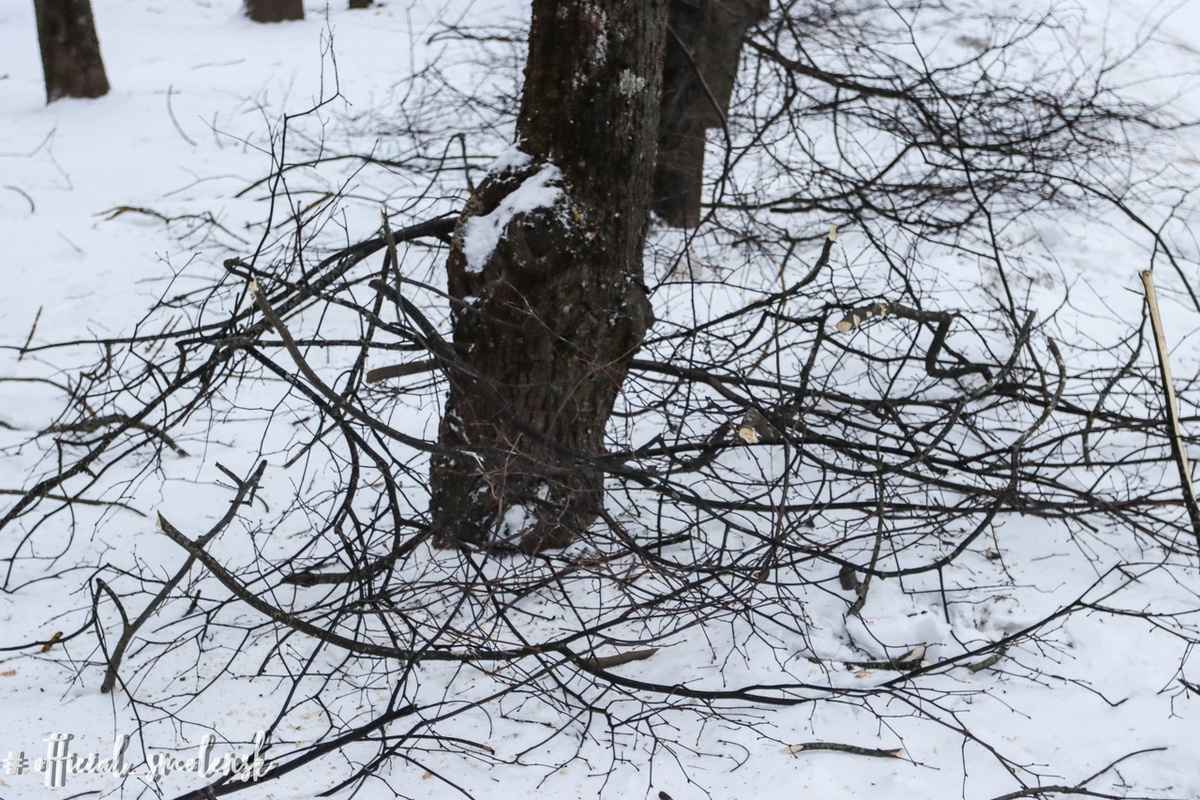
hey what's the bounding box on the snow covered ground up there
[4,1,1200,799]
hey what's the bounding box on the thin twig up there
[18,305,42,361]
[782,742,905,759]
[101,461,267,693]
[166,85,198,146]
[0,489,144,517]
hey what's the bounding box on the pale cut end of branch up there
[836,301,891,333]
[967,648,1006,674]
[828,225,838,242]
[580,648,659,670]
[738,408,780,444]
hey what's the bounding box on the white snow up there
[486,143,533,175]
[461,161,563,272]
[498,503,532,541]
[3,1,1200,799]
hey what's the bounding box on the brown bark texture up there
[246,0,304,23]
[430,0,668,553]
[33,0,110,104]
[653,0,769,227]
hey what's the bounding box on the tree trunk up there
[654,0,770,227]
[430,0,667,553]
[33,0,110,104]
[246,0,304,23]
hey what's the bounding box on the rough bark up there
[33,0,110,104]
[246,0,304,23]
[654,0,770,227]
[430,0,667,552]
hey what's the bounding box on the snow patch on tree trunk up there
[460,162,563,273]
[487,144,534,175]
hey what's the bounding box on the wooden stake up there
[1140,270,1200,554]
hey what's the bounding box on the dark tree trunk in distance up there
[33,0,110,103]
[246,0,304,23]
[654,0,769,227]
[430,0,667,552]
[348,0,372,8]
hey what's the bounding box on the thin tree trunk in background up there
[430,0,667,553]
[654,0,770,227]
[246,0,304,23]
[33,0,110,103]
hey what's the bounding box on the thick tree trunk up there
[33,0,110,104]
[430,0,667,552]
[654,0,770,227]
[246,0,304,23]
